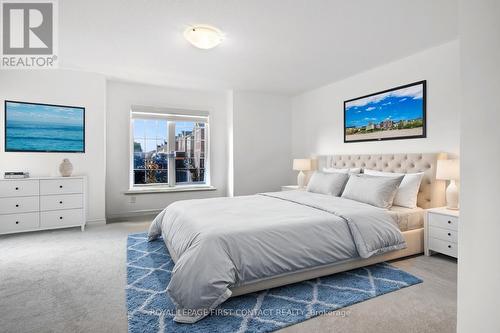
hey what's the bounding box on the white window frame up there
[129,106,211,192]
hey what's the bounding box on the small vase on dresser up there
[59,159,74,177]
[0,176,87,235]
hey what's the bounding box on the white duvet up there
[148,190,405,323]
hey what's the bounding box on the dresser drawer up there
[429,213,458,231]
[429,237,457,258]
[40,179,83,195]
[0,212,39,233]
[429,226,458,243]
[0,180,39,198]
[40,209,84,228]
[40,194,83,211]
[0,196,39,214]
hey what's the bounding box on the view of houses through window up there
[132,117,207,187]
[174,122,206,184]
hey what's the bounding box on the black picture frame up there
[4,100,86,153]
[343,80,426,143]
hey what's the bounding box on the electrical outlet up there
[129,196,136,204]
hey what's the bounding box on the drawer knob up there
[448,232,451,236]
[448,245,452,249]
[15,204,19,207]
[448,220,451,224]
[15,187,19,190]
[59,201,63,204]
[15,221,19,224]
[59,216,63,220]
[59,185,63,189]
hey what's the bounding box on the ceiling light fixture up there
[184,25,224,50]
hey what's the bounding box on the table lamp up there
[293,159,311,188]
[436,159,460,210]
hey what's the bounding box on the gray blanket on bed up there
[147,190,405,323]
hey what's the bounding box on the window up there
[130,109,209,189]
[174,121,207,184]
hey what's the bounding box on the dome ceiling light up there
[184,25,224,50]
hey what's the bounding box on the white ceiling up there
[59,0,458,94]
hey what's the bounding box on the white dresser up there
[0,176,86,235]
[424,207,459,258]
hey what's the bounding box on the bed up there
[148,153,447,323]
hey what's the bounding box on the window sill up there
[124,185,217,195]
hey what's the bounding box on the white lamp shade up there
[436,159,460,180]
[293,159,311,171]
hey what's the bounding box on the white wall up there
[291,41,460,162]
[0,70,107,223]
[232,91,293,195]
[226,91,234,197]
[106,80,229,219]
[457,1,500,331]
[0,73,293,220]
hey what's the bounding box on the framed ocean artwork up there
[344,81,426,143]
[4,100,85,153]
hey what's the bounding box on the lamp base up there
[445,180,459,210]
[297,171,306,188]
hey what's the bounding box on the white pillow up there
[363,169,424,208]
[341,174,404,208]
[323,167,361,175]
[306,172,349,196]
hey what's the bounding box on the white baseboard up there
[86,218,107,225]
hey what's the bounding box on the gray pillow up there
[341,174,404,208]
[306,172,349,196]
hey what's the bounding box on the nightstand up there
[424,207,459,258]
[281,185,305,191]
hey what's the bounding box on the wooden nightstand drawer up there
[429,213,458,231]
[429,237,457,258]
[429,226,458,243]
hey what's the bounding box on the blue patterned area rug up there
[127,233,422,333]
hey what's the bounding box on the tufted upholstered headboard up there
[317,153,447,209]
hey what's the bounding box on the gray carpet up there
[0,221,457,333]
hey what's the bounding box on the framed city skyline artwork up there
[344,80,426,143]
